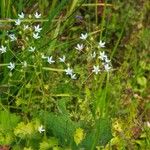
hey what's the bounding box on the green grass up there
[0,0,150,149]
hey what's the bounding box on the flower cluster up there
[75,33,88,52]
[92,40,112,74]
[41,53,76,79]
[75,32,112,75]
[1,11,112,81]
[65,67,77,79]
[1,12,43,72]
[0,11,79,80]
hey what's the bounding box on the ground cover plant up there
[0,0,150,149]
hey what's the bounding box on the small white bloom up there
[65,67,73,76]
[80,33,88,40]
[34,24,42,33]
[33,32,40,39]
[71,74,77,79]
[34,12,41,18]
[15,19,21,26]
[98,40,105,48]
[9,34,17,41]
[59,55,66,63]
[92,65,100,74]
[75,44,84,51]
[47,56,55,64]
[91,51,96,58]
[98,51,107,61]
[7,62,15,71]
[18,12,25,19]
[104,57,111,63]
[38,125,45,133]
[104,63,111,72]
[23,25,29,30]
[21,61,27,67]
[0,45,7,53]
[28,46,36,52]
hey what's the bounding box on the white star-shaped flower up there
[75,44,84,51]
[65,67,73,76]
[47,56,55,64]
[38,125,45,133]
[98,40,105,48]
[92,65,100,74]
[0,45,7,53]
[34,24,42,33]
[33,33,40,39]
[15,19,21,26]
[98,51,107,61]
[80,33,88,40]
[7,62,15,71]
[104,63,111,72]
[104,57,111,63]
[9,34,17,41]
[28,46,36,52]
[59,55,66,63]
[34,12,41,18]
[18,12,25,19]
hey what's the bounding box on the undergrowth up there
[0,0,150,149]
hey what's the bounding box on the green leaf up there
[40,111,79,146]
[0,110,20,145]
[0,110,20,131]
[39,137,58,150]
[82,118,113,149]
[137,76,147,87]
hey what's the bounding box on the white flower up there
[0,45,7,53]
[38,125,45,133]
[7,62,15,71]
[104,63,111,72]
[98,51,107,61]
[33,33,40,39]
[47,56,55,64]
[34,12,41,18]
[59,55,66,63]
[18,12,25,19]
[28,46,36,52]
[23,25,29,30]
[92,65,100,74]
[98,40,105,48]
[9,34,17,41]
[34,24,42,33]
[71,74,77,79]
[21,61,27,67]
[65,67,73,76]
[80,33,88,40]
[15,19,21,26]
[91,51,96,58]
[75,44,84,51]
[104,57,111,63]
